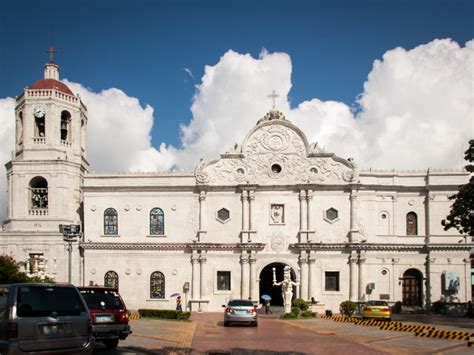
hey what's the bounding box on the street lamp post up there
[59,224,81,284]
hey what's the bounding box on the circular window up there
[236,168,245,175]
[381,213,387,219]
[310,167,318,174]
[381,270,387,275]
[271,164,282,174]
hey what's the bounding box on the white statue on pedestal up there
[272,265,300,314]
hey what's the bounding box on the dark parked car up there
[0,283,94,354]
[222,299,258,327]
[78,286,131,349]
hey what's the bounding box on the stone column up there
[299,253,309,301]
[308,251,316,301]
[241,190,249,231]
[198,190,206,241]
[191,251,200,299]
[248,190,255,234]
[306,190,314,242]
[249,251,258,301]
[349,254,358,301]
[200,251,207,300]
[349,189,359,242]
[424,193,433,309]
[299,190,307,231]
[358,252,366,301]
[240,253,250,299]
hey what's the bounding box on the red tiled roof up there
[30,79,74,96]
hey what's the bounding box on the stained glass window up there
[104,208,118,235]
[150,271,165,299]
[406,212,418,236]
[150,208,164,235]
[104,270,119,288]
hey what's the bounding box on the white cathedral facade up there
[1,60,472,312]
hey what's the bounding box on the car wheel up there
[254,322,258,327]
[103,339,119,349]
[224,321,229,327]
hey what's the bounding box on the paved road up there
[93,313,473,354]
[190,313,385,354]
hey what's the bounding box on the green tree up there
[0,255,29,283]
[0,255,55,284]
[441,140,474,236]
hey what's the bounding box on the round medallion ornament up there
[91,268,96,275]
[124,205,130,211]
[90,205,96,212]
[261,127,290,152]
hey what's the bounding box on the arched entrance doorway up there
[401,268,423,307]
[259,263,296,306]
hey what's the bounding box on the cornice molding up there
[80,242,266,252]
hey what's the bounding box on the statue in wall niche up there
[272,265,300,314]
[270,204,284,224]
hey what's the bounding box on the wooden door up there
[402,276,421,306]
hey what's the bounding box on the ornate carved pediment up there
[195,111,359,185]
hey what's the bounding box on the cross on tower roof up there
[45,45,59,63]
[268,90,279,109]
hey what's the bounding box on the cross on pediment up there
[268,90,279,109]
[45,45,59,63]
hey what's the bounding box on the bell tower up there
[3,51,89,232]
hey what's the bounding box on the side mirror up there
[254,305,258,309]
[222,305,226,308]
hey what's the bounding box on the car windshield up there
[17,286,86,317]
[366,301,388,306]
[228,300,253,307]
[80,289,123,310]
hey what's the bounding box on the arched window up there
[35,116,45,138]
[104,208,118,235]
[150,271,165,299]
[60,110,71,142]
[104,270,119,288]
[406,212,418,235]
[29,176,48,210]
[150,208,164,235]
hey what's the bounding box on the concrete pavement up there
[103,313,473,354]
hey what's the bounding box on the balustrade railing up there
[60,140,72,147]
[33,137,46,144]
[29,208,48,216]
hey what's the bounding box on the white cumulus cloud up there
[1,39,473,224]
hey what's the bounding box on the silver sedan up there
[222,299,258,327]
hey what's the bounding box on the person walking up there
[265,300,272,314]
[176,296,183,311]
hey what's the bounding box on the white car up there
[222,299,258,327]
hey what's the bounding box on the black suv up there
[78,286,131,349]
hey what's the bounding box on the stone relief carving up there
[270,204,284,224]
[195,112,358,185]
[269,232,286,253]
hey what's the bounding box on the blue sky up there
[2,0,472,148]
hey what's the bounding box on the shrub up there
[300,310,315,318]
[138,309,191,320]
[280,312,298,319]
[339,300,357,318]
[291,307,301,316]
[391,301,402,314]
[292,298,309,311]
[431,301,444,314]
